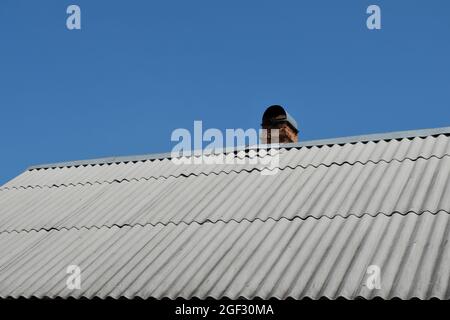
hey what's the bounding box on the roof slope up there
[0,128,449,299]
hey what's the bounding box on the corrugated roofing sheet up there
[0,128,450,299]
[0,212,448,299]
[4,135,450,190]
[2,154,450,232]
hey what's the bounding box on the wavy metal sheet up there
[3,135,450,190]
[1,156,450,232]
[1,131,450,300]
[0,212,448,299]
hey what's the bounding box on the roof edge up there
[27,126,450,170]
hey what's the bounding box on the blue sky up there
[1,0,450,184]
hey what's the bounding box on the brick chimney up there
[261,105,298,144]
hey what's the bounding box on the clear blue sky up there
[1,0,450,184]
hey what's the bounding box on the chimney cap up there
[262,105,298,133]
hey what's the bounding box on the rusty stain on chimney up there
[261,105,298,144]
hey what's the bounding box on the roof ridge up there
[25,126,450,170]
[4,152,450,191]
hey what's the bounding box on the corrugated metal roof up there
[1,155,450,233]
[24,125,450,170]
[0,127,449,299]
[4,134,450,190]
[0,212,448,299]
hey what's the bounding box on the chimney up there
[261,105,298,144]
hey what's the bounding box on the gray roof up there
[0,127,450,299]
[26,125,450,170]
